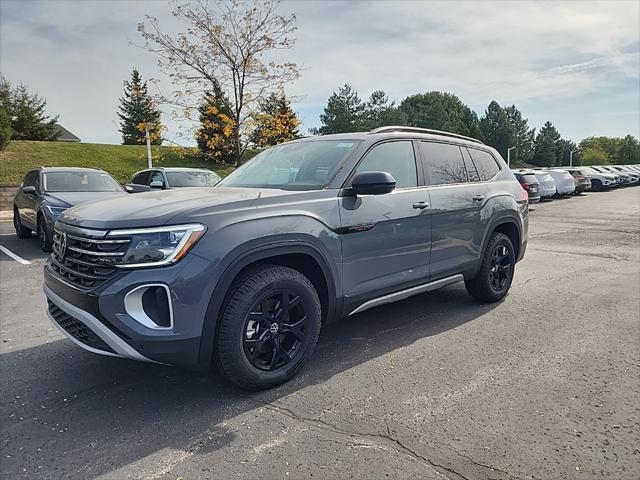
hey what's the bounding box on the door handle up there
[412,201,430,209]
[472,194,484,202]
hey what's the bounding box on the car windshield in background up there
[218,140,360,190]
[43,172,122,192]
[166,171,220,187]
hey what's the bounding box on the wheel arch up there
[472,216,522,278]
[197,242,339,370]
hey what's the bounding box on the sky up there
[1,0,639,146]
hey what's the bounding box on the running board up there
[347,274,464,316]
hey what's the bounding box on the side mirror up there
[22,185,36,195]
[125,184,151,193]
[351,171,396,196]
[149,180,165,189]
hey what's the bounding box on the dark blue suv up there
[44,127,528,390]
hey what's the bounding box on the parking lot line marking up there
[0,245,31,265]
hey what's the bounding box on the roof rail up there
[369,126,484,144]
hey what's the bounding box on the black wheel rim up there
[38,223,46,248]
[488,244,512,292]
[242,290,308,372]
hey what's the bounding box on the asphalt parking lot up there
[1,188,639,480]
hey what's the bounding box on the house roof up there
[53,124,81,142]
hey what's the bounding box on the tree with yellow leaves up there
[250,93,300,148]
[195,89,236,164]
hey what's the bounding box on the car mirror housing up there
[149,180,165,189]
[351,171,396,195]
[22,185,36,194]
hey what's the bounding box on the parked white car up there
[546,169,575,196]
[532,171,556,199]
[580,167,617,191]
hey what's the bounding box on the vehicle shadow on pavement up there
[0,233,50,262]
[0,284,498,479]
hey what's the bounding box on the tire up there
[591,179,602,192]
[465,232,516,303]
[216,264,322,390]
[37,215,53,252]
[13,207,31,239]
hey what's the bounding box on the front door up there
[339,140,431,309]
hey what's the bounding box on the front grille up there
[50,228,130,290]
[48,300,115,354]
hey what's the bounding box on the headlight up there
[107,224,206,268]
[45,206,67,216]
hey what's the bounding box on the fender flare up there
[472,215,523,278]
[196,241,339,370]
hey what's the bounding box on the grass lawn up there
[0,141,257,185]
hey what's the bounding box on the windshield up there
[218,140,360,190]
[43,172,122,192]
[166,171,220,187]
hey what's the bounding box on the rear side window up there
[420,142,468,185]
[519,174,538,184]
[355,141,417,189]
[461,148,480,182]
[468,148,500,181]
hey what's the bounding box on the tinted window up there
[354,141,417,189]
[469,148,500,181]
[23,170,39,188]
[516,173,538,185]
[132,171,151,185]
[461,147,480,182]
[166,171,220,187]
[421,142,468,185]
[43,172,122,192]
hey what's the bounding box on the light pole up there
[144,123,153,169]
[507,146,516,167]
[570,149,578,167]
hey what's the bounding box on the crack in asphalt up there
[262,402,520,480]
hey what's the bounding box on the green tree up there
[195,88,236,163]
[558,139,579,166]
[580,146,609,165]
[480,101,512,161]
[360,90,407,130]
[250,93,300,147]
[311,84,365,135]
[532,121,561,167]
[398,91,481,139]
[8,82,58,141]
[579,136,623,163]
[0,76,12,150]
[617,135,640,164]
[118,68,162,145]
[504,105,535,165]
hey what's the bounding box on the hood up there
[58,187,287,229]
[44,191,126,208]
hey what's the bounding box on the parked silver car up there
[546,169,575,196]
[532,171,556,200]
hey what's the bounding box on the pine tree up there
[360,90,407,130]
[0,76,12,149]
[250,93,300,147]
[195,87,236,163]
[8,81,58,141]
[118,69,162,145]
[480,101,512,161]
[310,84,365,135]
[532,121,561,167]
[504,105,535,165]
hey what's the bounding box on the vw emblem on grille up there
[269,323,280,334]
[59,232,68,260]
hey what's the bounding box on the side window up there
[132,171,151,185]
[461,148,480,182]
[420,142,468,185]
[354,141,417,189]
[23,170,38,187]
[150,171,165,184]
[468,148,500,181]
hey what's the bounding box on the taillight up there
[521,183,531,190]
[517,186,529,202]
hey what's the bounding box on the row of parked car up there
[511,164,640,202]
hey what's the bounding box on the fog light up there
[124,284,173,329]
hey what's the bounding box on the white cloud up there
[1,0,638,144]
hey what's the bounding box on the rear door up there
[339,140,431,306]
[420,142,490,279]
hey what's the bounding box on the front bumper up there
[44,252,217,369]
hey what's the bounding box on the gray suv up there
[44,127,528,390]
